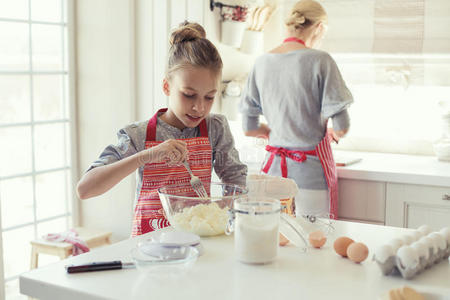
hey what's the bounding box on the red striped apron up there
[131,108,212,237]
[262,133,338,220]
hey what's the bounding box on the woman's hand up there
[244,123,271,139]
[141,139,188,166]
[327,128,348,144]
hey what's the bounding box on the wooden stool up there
[30,227,112,269]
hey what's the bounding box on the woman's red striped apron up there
[131,108,212,237]
[262,132,338,219]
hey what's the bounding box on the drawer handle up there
[443,194,450,201]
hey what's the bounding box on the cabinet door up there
[338,179,386,224]
[386,183,450,230]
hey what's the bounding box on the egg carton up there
[373,226,450,280]
[374,243,449,279]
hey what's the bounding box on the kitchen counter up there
[245,150,450,187]
[335,151,450,188]
[20,221,450,300]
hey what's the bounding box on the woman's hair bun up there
[170,21,206,45]
[285,0,327,29]
[294,12,306,24]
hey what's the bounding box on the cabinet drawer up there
[338,179,386,223]
[386,183,450,230]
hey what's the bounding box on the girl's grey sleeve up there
[210,115,248,186]
[319,53,353,130]
[86,125,141,172]
[239,66,262,131]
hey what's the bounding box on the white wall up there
[76,0,136,240]
[0,198,4,300]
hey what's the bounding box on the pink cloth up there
[43,228,90,256]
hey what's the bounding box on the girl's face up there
[162,66,219,129]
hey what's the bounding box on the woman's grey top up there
[240,48,353,190]
[87,113,248,202]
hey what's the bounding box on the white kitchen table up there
[20,220,450,300]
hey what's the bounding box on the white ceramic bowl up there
[433,139,450,161]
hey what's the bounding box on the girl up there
[77,22,247,236]
[239,0,353,219]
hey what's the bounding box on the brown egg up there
[347,242,369,263]
[308,230,326,248]
[333,236,354,257]
[279,233,289,246]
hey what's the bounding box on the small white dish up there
[146,231,204,256]
[131,243,199,267]
[433,141,450,161]
[130,231,202,269]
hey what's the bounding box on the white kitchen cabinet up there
[338,179,386,225]
[385,183,450,230]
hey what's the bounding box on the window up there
[320,0,450,155]
[332,53,450,155]
[0,0,73,298]
[277,0,450,155]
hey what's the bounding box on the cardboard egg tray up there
[374,243,450,280]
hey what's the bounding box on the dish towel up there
[43,228,90,256]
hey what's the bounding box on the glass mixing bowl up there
[158,182,248,237]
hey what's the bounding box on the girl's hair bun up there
[170,21,206,46]
[166,21,222,78]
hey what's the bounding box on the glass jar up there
[226,197,308,264]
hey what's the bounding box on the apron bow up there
[262,145,316,178]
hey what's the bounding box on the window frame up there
[0,0,78,288]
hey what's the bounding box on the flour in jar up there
[235,213,279,264]
[171,202,229,236]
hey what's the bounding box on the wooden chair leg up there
[29,247,39,300]
[59,248,71,260]
[30,247,39,269]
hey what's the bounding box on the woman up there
[240,0,353,219]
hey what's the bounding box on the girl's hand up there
[141,139,188,165]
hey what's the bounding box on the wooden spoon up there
[250,6,262,31]
[256,5,274,31]
[247,7,258,30]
